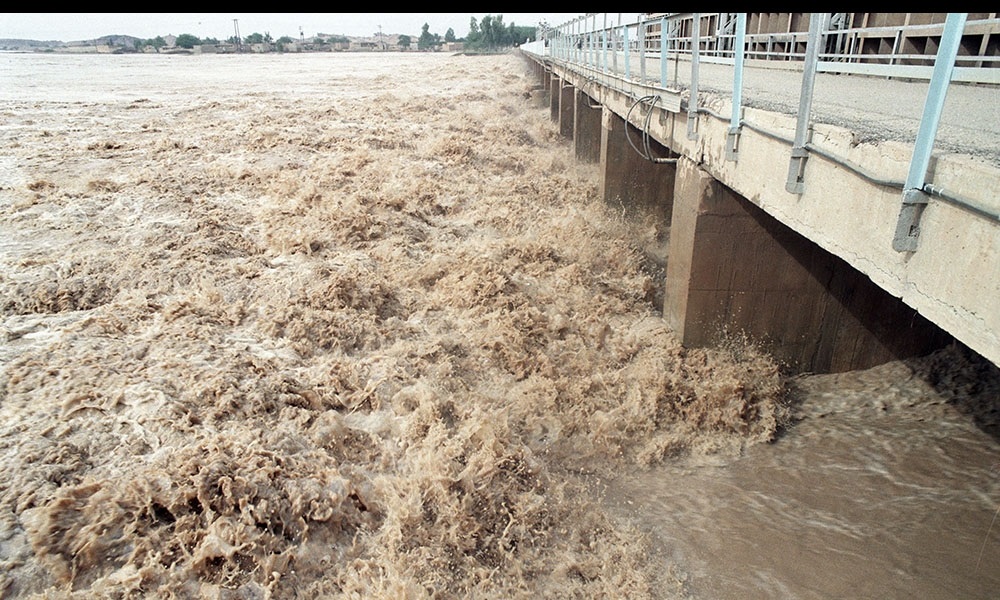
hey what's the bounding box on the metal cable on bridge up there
[625,94,679,164]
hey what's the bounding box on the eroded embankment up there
[0,53,786,598]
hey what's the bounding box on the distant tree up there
[465,15,533,50]
[244,32,265,45]
[277,36,295,44]
[398,34,412,50]
[175,33,200,49]
[509,24,535,45]
[263,32,273,44]
[445,28,456,43]
[417,23,436,50]
[145,36,167,50]
[477,15,492,46]
[226,35,240,45]
[202,37,219,45]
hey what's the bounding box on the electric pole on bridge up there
[233,19,242,53]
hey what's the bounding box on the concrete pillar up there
[529,62,548,108]
[559,81,574,139]
[574,89,602,163]
[549,74,560,122]
[599,107,675,223]
[664,158,951,373]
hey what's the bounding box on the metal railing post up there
[612,24,618,74]
[573,17,578,63]
[603,13,608,75]
[602,29,607,73]
[624,24,630,79]
[785,12,825,194]
[687,13,701,140]
[640,18,647,84]
[660,16,667,87]
[892,13,968,252]
[587,14,597,67]
[726,13,747,161]
[567,19,576,62]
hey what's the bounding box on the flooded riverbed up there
[602,348,1000,599]
[1,51,997,599]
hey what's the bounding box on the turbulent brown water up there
[0,52,997,599]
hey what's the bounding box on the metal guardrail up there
[521,12,999,253]
[529,13,1000,85]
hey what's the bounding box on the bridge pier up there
[549,73,559,123]
[664,157,950,373]
[559,81,574,139]
[573,89,601,163]
[599,108,675,224]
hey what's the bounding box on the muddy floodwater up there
[1,52,998,599]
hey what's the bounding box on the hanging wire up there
[625,94,679,164]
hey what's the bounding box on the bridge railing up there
[525,12,1000,86]
[522,12,1000,253]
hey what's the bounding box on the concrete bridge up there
[519,13,1000,373]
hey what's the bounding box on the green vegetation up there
[465,15,537,50]
[398,34,412,50]
[174,33,200,49]
[243,32,273,45]
[138,36,167,51]
[417,23,440,50]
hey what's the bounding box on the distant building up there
[349,39,380,51]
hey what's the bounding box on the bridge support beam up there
[573,89,601,163]
[663,157,950,373]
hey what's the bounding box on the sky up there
[0,13,586,42]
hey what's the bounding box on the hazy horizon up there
[0,13,612,43]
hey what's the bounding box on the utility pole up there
[378,24,383,51]
[233,19,242,52]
